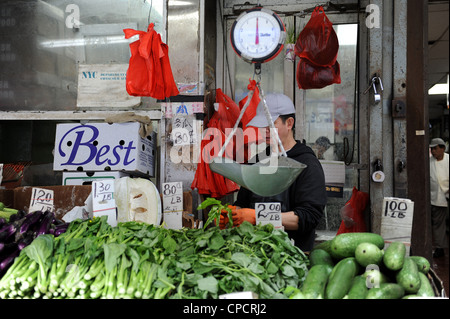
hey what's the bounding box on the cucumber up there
[330,233,385,260]
[325,257,360,299]
[366,283,405,299]
[312,240,332,255]
[383,242,406,271]
[346,275,368,299]
[416,272,435,297]
[301,264,333,299]
[410,256,431,274]
[309,249,334,267]
[396,257,421,294]
[355,242,384,267]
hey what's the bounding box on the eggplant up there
[17,233,34,250]
[36,211,55,236]
[0,242,18,257]
[0,249,20,273]
[0,218,6,228]
[0,224,16,242]
[19,211,43,234]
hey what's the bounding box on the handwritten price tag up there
[92,180,117,227]
[255,202,282,229]
[381,197,414,254]
[29,188,55,213]
[162,182,183,229]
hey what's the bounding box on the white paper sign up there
[77,64,141,108]
[162,182,183,229]
[172,116,197,146]
[29,188,55,213]
[380,197,414,254]
[255,202,282,229]
[92,180,117,227]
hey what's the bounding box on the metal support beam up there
[406,0,432,260]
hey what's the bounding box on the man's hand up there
[217,205,235,229]
[232,208,256,226]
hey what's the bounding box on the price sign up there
[92,180,117,227]
[172,116,196,146]
[162,182,183,229]
[255,202,282,229]
[29,188,55,213]
[381,197,414,254]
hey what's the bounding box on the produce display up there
[293,233,436,299]
[0,206,69,278]
[0,216,309,299]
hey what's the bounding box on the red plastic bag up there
[296,57,341,89]
[294,6,339,67]
[123,23,179,99]
[238,79,261,129]
[336,187,369,235]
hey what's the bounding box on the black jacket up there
[234,141,327,252]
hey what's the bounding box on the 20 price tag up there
[255,202,282,229]
[92,180,117,227]
[162,182,183,229]
[29,188,55,213]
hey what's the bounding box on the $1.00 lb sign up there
[255,202,282,229]
[380,197,414,253]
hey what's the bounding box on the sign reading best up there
[53,122,155,176]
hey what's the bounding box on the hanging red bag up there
[296,57,341,90]
[123,23,179,99]
[294,6,339,67]
[336,187,369,235]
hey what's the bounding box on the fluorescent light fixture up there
[40,35,138,48]
[429,74,449,95]
[429,83,449,95]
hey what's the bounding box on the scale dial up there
[231,7,286,63]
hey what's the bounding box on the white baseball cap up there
[247,94,296,128]
[429,138,446,148]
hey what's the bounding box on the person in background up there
[313,136,334,160]
[429,138,449,258]
[221,94,327,252]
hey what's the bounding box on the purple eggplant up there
[17,234,34,250]
[54,224,69,237]
[0,224,16,242]
[0,218,6,228]
[0,249,20,273]
[19,211,44,234]
[36,211,55,236]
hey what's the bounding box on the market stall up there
[0,0,448,302]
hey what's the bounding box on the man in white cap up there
[429,138,449,258]
[224,93,327,251]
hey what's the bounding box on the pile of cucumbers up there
[300,232,436,299]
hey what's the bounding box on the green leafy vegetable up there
[197,197,233,229]
[0,216,309,299]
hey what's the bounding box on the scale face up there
[230,7,286,63]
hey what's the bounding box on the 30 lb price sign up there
[255,202,282,229]
[380,197,414,254]
[92,180,117,227]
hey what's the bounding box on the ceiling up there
[428,0,449,120]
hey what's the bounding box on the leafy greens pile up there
[0,216,308,299]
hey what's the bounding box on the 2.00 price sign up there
[255,202,282,228]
